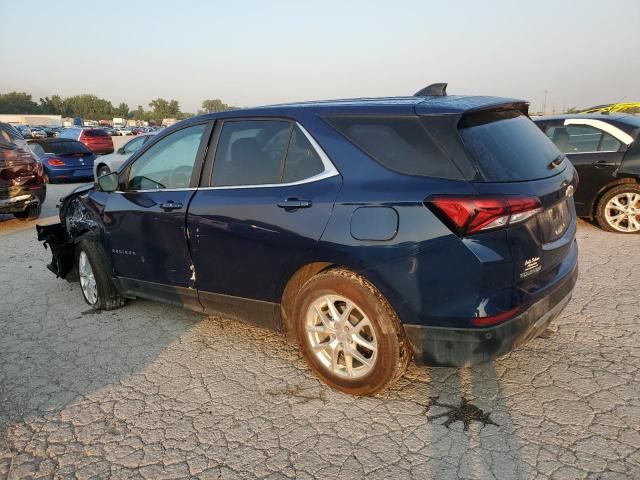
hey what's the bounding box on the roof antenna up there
[414,83,448,97]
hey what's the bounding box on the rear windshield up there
[41,141,91,154]
[83,129,109,137]
[325,116,465,180]
[459,110,564,182]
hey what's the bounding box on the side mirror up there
[117,147,125,154]
[96,172,119,192]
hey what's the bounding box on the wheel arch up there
[591,176,639,218]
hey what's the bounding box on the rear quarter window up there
[459,111,563,182]
[325,116,465,180]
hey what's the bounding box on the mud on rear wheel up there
[294,268,412,396]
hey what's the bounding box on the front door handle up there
[277,198,312,211]
[594,160,615,168]
[160,201,183,211]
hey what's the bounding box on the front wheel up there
[294,268,412,395]
[595,184,640,233]
[77,238,126,310]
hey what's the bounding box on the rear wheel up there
[96,164,110,178]
[294,268,411,395]
[596,184,640,233]
[13,202,42,221]
[77,238,126,310]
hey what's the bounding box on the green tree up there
[0,92,40,114]
[201,98,231,113]
[63,94,114,119]
[132,105,148,121]
[149,98,182,120]
[38,95,65,114]
[114,102,130,118]
[565,107,580,114]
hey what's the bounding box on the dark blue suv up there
[38,85,578,395]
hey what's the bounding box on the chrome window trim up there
[116,122,340,193]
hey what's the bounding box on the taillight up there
[427,195,542,235]
[48,157,65,166]
[471,306,521,327]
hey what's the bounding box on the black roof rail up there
[414,83,447,97]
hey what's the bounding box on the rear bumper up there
[47,166,94,179]
[0,186,45,213]
[404,259,578,367]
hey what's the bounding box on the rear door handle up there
[160,201,183,211]
[277,198,312,211]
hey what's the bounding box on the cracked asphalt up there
[1,183,639,479]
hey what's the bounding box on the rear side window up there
[326,116,464,180]
[282,125,324,183]
[459,111,562,182]
[42,141,91,155]
[83,129,109,137]
[545,125,621,153]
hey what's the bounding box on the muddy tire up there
[77,238,126,310]
[294,268,412,396]
[595,184,640,233]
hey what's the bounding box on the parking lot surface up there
[1,183,639,479]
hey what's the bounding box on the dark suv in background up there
[534,114,640,233]
[0,123,46,220]
[38,85,578,395]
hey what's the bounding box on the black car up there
[0,123,47,220]
[534,114,640,233]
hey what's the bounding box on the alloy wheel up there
[305,295,377,378]
[604,192,640,233]
[78,250,98,305]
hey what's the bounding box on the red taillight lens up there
[428,196,542,235]
[471,306,521,327]
[47,157,65,166]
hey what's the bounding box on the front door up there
[102,122,211,307]
[187,119,342,328]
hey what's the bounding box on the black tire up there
[13,202,42,221]
[77,238,126,310]
[595,184,640,234]
[96,164,110,178]
[294,268,412,395]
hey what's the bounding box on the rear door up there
[101,122,211,308]
[187,118,342,328]
[457,110,578,285]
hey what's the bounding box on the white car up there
[115,127,133,136]
[93,133,156,178]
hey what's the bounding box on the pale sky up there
[1,0,639,113]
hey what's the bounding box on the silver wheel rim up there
[79,251,98,305]
[604,192,640,232]
[305,295,377,379]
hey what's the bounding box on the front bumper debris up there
[36,223,76,278]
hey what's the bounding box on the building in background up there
[0,114,62,126]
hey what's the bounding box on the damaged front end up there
[36,183,99,279]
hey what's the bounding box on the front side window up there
[126,124,206,190]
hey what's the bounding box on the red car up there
[0,123,46,220]
[59,127,114,154]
